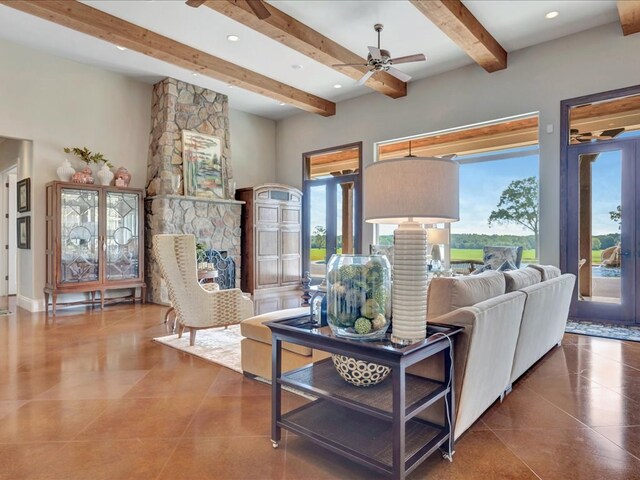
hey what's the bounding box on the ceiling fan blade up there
[601,127,625,138]
[332,63,369,67]
[246,0,271,19]
[390,54,426,65]
[386,66,412,83]
[357,69,375,86]
[368,46,382,61]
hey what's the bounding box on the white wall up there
[275,22,640,266]
[229,108,277,189]
[0,38,152,310]
[0,38,279,310]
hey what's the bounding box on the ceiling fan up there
[333,24,426,85]
[569,128,624,144]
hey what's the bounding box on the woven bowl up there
[331,354,391,387]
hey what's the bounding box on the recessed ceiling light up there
[333,84,342,89]
[279,102,286,106]
[192,72,199,77]
[227,34,240,42]
[227,84,234,88]
[116,45,127,51]
[545,11,559,19]
[291,64,303,70]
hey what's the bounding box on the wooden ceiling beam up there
[617,0,640,35]
[200,0,407,99]
[410,0,507,72]
[2,0,335,116]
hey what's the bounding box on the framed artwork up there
[182,130,225,199]
[17,216,30,249]
[17,177,30,213]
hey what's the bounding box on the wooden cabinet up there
[44,181,146,314]
[237,184,302,314]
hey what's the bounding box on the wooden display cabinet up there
[44,181,146,314]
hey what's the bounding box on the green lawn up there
[313,247,604,265]
[451,249,604,264]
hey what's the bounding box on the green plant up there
[64,147,113,168]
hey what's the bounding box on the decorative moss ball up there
[339,264,364,282]
[371,313,387,331]
[354,317,372,335]
[362,298,381,319]
[372,288,387,311]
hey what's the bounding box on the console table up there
[266,316,463,480]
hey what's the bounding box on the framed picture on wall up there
[182,130,226,199]
[17,177,30,213]
[17,216,30,249]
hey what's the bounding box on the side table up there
[267,316,463,480]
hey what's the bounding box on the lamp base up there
[391,221,428,344]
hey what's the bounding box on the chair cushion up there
[526,264,562,281]
[503,268,542,292]
[427,271,506,319]
[240,307,312,356]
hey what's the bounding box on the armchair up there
[153,234,253,346]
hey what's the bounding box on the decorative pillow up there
[471,263,492,275]
[526,264,561,281]
[497,260,517,271]
[482,246,523,270]
[503,268,542,292]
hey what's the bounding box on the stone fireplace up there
[145,78,243,304]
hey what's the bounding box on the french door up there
[566,139,639,323]
[303,173,361,283]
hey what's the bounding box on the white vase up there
[96,164,114,186]
[56,159,75,182]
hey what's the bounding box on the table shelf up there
[281,400,448,476]
[280,359,447,421]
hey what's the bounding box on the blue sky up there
[310,148,622,240]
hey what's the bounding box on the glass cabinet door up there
[60,188,100,283]
[105,191,140,281]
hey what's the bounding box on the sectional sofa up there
[240,265,575,440]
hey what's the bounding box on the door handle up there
[620,250,631,257]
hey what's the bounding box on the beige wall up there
[275,22,640,266]
[0,38,278,310]
[229,108,277,190]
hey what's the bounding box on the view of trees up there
[488,176,539,247]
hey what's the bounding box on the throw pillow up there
[497,260,517,271]
[471,263,492,275]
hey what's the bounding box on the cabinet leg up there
[100,290,105,310]
[44,292,50,314]
[141,285,147,304]
[52,294,57,316]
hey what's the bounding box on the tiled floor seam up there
[479,426,544,480]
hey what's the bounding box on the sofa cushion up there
[527,264,562,281]
[503,268,542,292]
[427,271,505,319]
[240,307,312,356]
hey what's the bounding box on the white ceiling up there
[0,1,620,120]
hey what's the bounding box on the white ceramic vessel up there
[56,159,75,182]
[96,164,114,186]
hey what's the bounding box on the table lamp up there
[426,227,449,271]
[364,157,459,344]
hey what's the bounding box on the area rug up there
[154,325,244,373]
[566,321,640,342]
[154,326,316,400]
